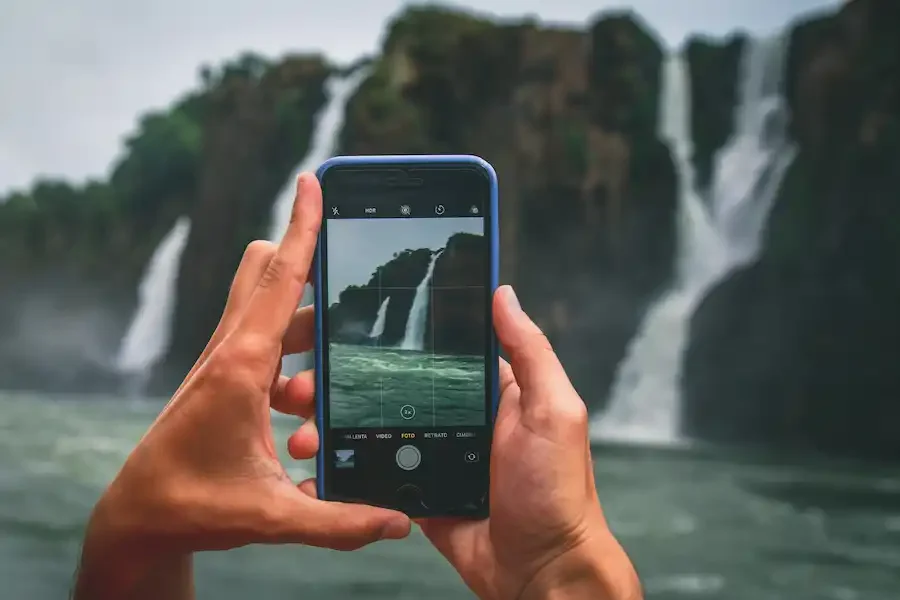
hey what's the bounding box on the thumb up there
[493,286,574,399]
[274,480,411,551]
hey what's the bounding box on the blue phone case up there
[313,154,500,501]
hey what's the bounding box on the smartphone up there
[313,155,499,518]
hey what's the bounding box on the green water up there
[2,392,900,599]
[329,343,485,428]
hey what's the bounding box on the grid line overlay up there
[364,269,484,426]
[431,272,436,426]
[377,267,384,427]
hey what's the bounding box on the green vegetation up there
[340,6,526,154]
[0,51,329,283]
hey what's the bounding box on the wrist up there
[518,534,641,600]
[72,491,191,600]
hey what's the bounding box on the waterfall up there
[400,250,443,351]
[592,35,795,445]
[267,68,369,375]
[115,217,191,388]
[710,35,797,268]
[369,296,391,339]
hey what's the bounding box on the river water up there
[2,392,899,600]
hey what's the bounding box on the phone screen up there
[317,162,494,517]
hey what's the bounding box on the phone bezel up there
[313,154,500,517]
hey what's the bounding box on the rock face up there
[685,34,747,192]
[328,232,486,356]
[682,0,900,459]
[154,56,330,393]
[329,249,432,347]
[428,233,487,356]
[0,53,329,393]
[3,1,899,462]
[339,8,677,406]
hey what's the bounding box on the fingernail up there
[379,518,410,540]
[503,285,522,313]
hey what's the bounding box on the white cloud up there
[0,0,839,193]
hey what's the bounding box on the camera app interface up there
[326,216,486,428]
[322,184,491,512]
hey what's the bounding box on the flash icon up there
[400,205,411,216]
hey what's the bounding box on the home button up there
[396,484,426,509]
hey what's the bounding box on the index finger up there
[237,173,322,345]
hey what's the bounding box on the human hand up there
[74,174,410,599]
[420,287,641,600]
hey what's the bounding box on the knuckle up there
[258,254,305,290]
[527,329,555,355]
[204,335,273,393]
[244,239,276,262]
[514,329,555,366]
[257,254,286,289]
[290,203,320,235]
[560,397,589,429]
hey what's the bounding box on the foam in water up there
[400,250,443,351]
[267,68,370,376]
[593,35,796,445]
[115,217,191,386]
[369,296,391,338]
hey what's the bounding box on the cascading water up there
[593,35,796,445]
[400,250,443,351]
[710,36,797,268]
[369,296,391,339]
[115,217,191,390]
[267,68,369,375]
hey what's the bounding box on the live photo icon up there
[334,449,355,469]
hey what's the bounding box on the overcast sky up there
[328,217,482,303]
[0,0,839,194]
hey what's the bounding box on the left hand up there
[76,173,410,598]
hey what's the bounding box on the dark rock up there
[151,56,330,394]
[340,6,677,408]
[428,233,487,356]
[685,33,747,191]
[0,53,330,397]
[327,232,486,356]
[328,248,431,348]
[683,0,900,460]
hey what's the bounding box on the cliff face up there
[328,232,486,356]
[329,249,432,347]
[154,56,330,392]
[683,0,900,459]
[427,233,487,356]
[0,53,329,393]
[340,8,677,405]
[4,2,899,461]
[685,34,747,192]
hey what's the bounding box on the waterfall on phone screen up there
[369,296,391,339]
[400,250,443,351]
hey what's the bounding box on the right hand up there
[420,286,641,600]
